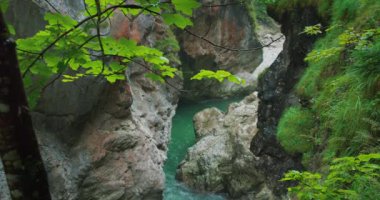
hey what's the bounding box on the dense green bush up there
[277,0,380,162]
[262,0,380,197]
[350,40,380,94]
[282,153,380,200]
[277,107,315,154]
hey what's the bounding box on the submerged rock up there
[176,93,278,199]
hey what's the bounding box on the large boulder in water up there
[176,93,278,199]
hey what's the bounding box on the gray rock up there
[177,93,276,199]
[4,1,182,199]
[0,159,11,200]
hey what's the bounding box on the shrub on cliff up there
[274,0,380,161]
[277,107,315,154]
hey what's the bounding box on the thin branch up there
[184,28,284,52]
[125,58,186,92]
[202,1,244,8]
[83,0,97,25]
[95,0,106,74]
[22,3,160,78]
[97,54,187,92]
[44,0,61,13]
[79,35,99,48]
[201,17,213,38]
[40,73,63,94]
[16,48,40,55]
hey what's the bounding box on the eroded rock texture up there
[3,1,182,199]
[176,93,276,199]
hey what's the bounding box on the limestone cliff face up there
[33,67,180,200]
[3,1,182,199]
[178,0,264,100]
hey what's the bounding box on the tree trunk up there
[0,10,51,200]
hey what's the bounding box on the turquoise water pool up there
[163,98,241,200]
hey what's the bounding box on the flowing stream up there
[163,98,241,199]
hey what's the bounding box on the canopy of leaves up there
[191,69,246,85]
[12,0,246,108]
[14,0,202,107]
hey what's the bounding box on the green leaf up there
[358,154,380,162]
[172,0,201,16]
[191,69,245,84]
[108,62,122,71]
[303,24,322,35]
[7,24,15,35]
[44,13,77,30]
[305,47,342,62]
[106,74,125,83]
[162,13,193,29]
[0,0,9,12]
[44,52,61,69]
[145,73,165,83]
[57,61,67,73]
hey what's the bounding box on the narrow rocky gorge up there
[174,3,325,200]
[1,0,323,199]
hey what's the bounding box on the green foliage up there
[305,28,380,63]
[278,0,380,166]
[282,153,380,200]
[331,0,360,22]
[245,0,280,34]
[14,0,203,107]
[14,0,245,107]
[191,70,246,85]
[314,75,377,156]
[0,0,9,12]
[154,29,181,66]
[162,13,193,29]
[266,0,330,16]
[277,107,315,154]
[302,24,323,35]
[350,39,380,92]
[171,0,200,16]
[305,47,342,62]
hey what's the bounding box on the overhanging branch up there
[184,28,284,52]
[22,3,160,78]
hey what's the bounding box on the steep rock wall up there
[178,0,278,100]
[250,6,324,195]
[3,1,182,199]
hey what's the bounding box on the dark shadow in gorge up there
[250,5,328,195]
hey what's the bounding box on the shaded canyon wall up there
[3,0,182,199]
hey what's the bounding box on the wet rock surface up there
[176,93,278,199]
